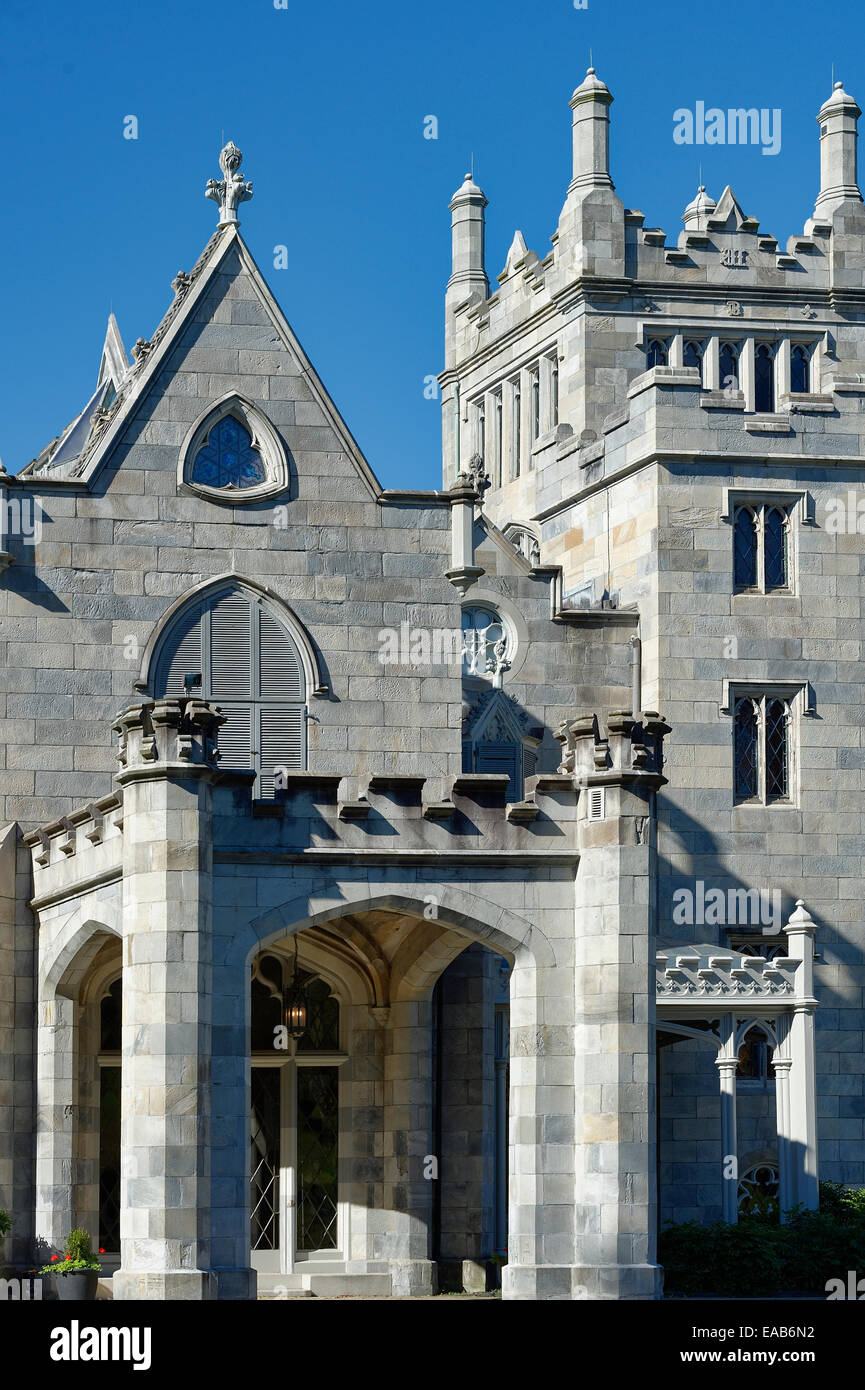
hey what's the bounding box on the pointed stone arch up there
[179,392,290,503]
[135,572,327,699]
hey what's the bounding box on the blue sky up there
[0,0,862,488]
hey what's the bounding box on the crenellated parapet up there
[113,697,226,784]
[555,709,670,788]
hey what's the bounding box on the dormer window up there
[191,415,267,490]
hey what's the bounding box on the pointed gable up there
[27,226,381,503]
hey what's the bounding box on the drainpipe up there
[629,634,642,719]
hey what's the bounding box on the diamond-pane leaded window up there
[734,699,758,801]
[297,1067,339,1250]
[733,507,758,588]
[191,415,266,489]
[765,698,789,800]
[250,1067,281,1251]
[733,693,793,805]
[764,508,788,589]
[733,502,792,593]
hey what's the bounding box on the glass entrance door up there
[296,1066,339,1253]
[249,1059,341,1272]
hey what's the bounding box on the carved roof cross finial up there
[205,142,253,227]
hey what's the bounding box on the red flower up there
[50,1255,59,1262]
[64,1254,72,1260]
[99,1248,105,1254]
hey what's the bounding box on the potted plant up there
[39,1228,104,1301]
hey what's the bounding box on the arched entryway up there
[241,890,548,1296]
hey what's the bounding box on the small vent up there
[587,787,605,822]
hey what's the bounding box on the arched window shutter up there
[152,585,308,795]
[210,592,254,697]
[155,603,204,696]
[259,609,303,700]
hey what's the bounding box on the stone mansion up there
[1,67,864,1300]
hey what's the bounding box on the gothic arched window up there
[733,506,758,589]
[765,698,790,800]
[180,395,289,502]
[734,698,759,801]
[719,342,739,393]
[754,344,775,412]
[790,344,811,394]
[191,415,267,490]
[152,585,307,797]
[733,693,792,805]
[764,507,788,590]
[683,340,704,383]
[647,339,668,369]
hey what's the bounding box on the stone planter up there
[54,1270,99,1301]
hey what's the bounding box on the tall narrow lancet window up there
[754,344,775,412]
[153,585,307,797]
[494,390,503,487]
[551,359,559,426]
[734,698,759,802]
[764,507,788,590]
[790,344,811,394]
[733,507,758,589]
[683,340,704,383]
[191,415,267,490]
[765,698,790,800]
[647,339,668,369]
[512,380,521,478]
[531,370,540,442]
[733,502,791,593]
[733,693,793,805]
[719,342,739,393]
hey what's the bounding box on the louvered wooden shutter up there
[259,609,303,700]
[259,705,306,798]
[209,592,254,697]
[154,603,204,696]
[476,742,521,800]
[153,587,307,795]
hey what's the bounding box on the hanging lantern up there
[283,938,308,1041]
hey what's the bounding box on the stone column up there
[716,1015,738,1224]
[380,998,437,1295]
[112,698,255,1301]
[783,901,820,1212]
[772,1049,795,1220]
[561,709,670,1299]
[34,992,78,1261]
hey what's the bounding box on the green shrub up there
[661,1184,865,1297]
[0,1210,10,1239]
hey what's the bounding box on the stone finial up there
[205,142,254,227]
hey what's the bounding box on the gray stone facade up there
[0,68,858,1297]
